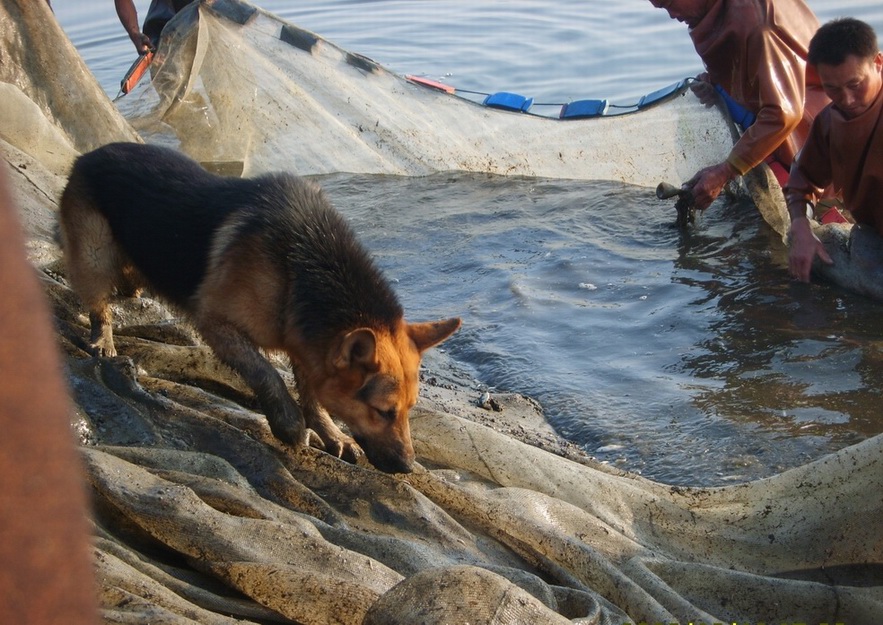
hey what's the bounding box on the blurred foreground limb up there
[0,165,100,625]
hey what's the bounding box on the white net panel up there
[122,0,737,185]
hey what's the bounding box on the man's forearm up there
[114,0,140,38]
[786,195,813,222]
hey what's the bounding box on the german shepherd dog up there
[59,142,460,473]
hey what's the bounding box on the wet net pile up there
[2,1,881,623]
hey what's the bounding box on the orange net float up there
[120,49,155,95]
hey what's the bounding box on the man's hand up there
[129,31,153,54]
[689,73,717,107]
[683,161,736,211]
[788,216,833,282]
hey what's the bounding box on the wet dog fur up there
[58,142,460,473]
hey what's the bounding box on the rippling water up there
[53,0,883,485]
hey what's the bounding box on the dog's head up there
[317,317,461,473]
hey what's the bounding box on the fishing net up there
[0,0,139,155]
[2,1,882,623]
[120,0,738,186]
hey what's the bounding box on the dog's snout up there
[377,456,415,474]
[355,435,415,473]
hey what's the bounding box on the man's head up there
[809,18,883,119]
[647,0,711,28]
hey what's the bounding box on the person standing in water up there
[786,18,883,283]
[114,0,193,53]
[647,0,829,211]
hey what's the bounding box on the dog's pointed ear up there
[332,328,378,370]
[408,317,461,353]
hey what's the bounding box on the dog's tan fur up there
[59,142,460,472]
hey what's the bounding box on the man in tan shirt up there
[786,18,883,282]
[648,0,828,210]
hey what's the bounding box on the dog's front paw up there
[325,433,364,465]
[268,416,307,447]
[305,429,364,464]
[303,410,364,464]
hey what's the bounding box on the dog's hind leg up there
[58,184,124,357]
[196,317,307,446]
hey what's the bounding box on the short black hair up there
[809,18,879,66]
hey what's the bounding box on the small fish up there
[656,181,696,229]
[478,391,491,409]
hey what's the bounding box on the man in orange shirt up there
[786,18,883,283]
[648,0,828,211]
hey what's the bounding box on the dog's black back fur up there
[232,174,404,341]
[71,143,244,306]
[73,142,403,336]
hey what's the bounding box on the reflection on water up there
[320,173,883,485]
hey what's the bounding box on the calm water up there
[53,0,883,485]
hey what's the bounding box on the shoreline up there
[418,349,610,470]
